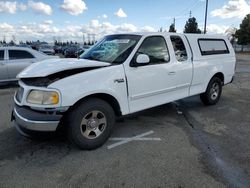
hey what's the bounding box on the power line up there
[191,2,205,14]
[177,0,203,18]
[176,0,199,17]
[172,0,203,30]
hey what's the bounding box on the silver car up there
[0,47,57,83]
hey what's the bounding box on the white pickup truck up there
[12,33,236,149]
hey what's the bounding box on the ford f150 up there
[12,32,236,149]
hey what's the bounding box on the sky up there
[0,0,250,42]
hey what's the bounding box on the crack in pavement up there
[173,101,250,188]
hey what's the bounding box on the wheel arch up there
[201,72,225,94]
[212,72,224,85]
[69,93,122,117]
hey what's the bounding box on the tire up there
[67,98,115,150]
[200,77,222,105]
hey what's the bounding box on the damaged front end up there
[12,57,111,136]
[12,59,109,135]
[21,67,104,87]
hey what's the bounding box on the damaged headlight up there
[27,90,59,105]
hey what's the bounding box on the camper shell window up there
[198,39,229,56]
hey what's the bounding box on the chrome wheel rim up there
[210,83,220,100]
[80,110,107,139]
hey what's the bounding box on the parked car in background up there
[16,44,32,48]
[54,45,62,54]
[74,46,91,58]
[75,49,85,58]
[64,46,81,58]
[0,47,57,83]
[61,46,70,55]
[38,45,55,55]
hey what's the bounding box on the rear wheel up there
[67,98,115,150]
[200,77,222,105]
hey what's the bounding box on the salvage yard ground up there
[0,54,249,188]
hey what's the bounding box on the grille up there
[16,87,24,103]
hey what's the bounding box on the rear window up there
[0,50,4,60]
[9,50,34,60]
[170,36,188,62]
[198,39,229,56]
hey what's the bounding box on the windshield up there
[80,34,141,64]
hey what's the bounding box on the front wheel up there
[67,98,115,150]
[200,77,222,105]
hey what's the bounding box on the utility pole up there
[173,17,176,30]
[189,11,192,18]
[82,33,85,43]
[204,0,208,34]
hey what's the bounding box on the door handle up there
[168,71,176,75]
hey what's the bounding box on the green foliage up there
[169,24,176,33]
[184,17,201,34]
[235,14,250,45]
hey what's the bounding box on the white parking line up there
[109,138,161,141]
[107,130,161,149]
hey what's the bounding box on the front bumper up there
[12,105,62,132]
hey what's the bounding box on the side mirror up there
[136,54,150,65]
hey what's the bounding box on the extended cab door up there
[125,35,193,113]
[168,35,193,96]
[7,49,36,80]
[0,49,8,81]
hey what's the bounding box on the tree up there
[169,23,176,33]
[9,40,15,46]
[225,27,237,45]
[235,14,250,51]
[184,17,201,34]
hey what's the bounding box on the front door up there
[125,35,191,113]
[7,49,35,80]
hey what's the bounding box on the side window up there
[9,50,34,60]
[170,36,188,62]
[0,50,4,60]
[198,39,229,55]
[135,36,170,65]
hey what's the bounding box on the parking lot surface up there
[0,54,249,188]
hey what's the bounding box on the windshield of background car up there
[80,35,141,64]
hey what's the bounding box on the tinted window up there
[170,36,188,61]
[9,50,34,60]
[0,50,4,60]
[198,39,229,55]
[135,36,170,65]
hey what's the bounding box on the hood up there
[18,58,111,78]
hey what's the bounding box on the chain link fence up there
[233,44,250,52]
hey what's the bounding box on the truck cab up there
[12,32,236,149]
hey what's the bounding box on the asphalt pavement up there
[0,54,249,188]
